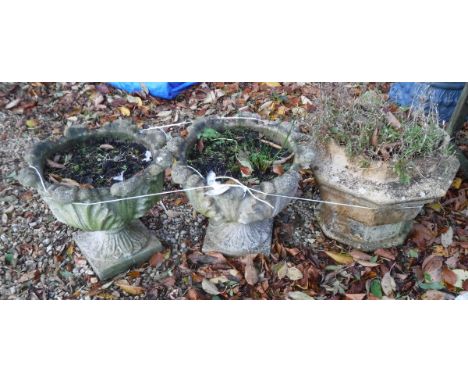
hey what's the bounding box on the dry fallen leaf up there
[356,260,380,267]
[264,82,281,87]
[452,177,462,190]
[350,250,372,261]
[149,251,165,268]
[452,269,468,288]
[323,251,354,265]
[60,178,81,187]
[288,291,314,300]
[99,143,115,150]
[442,267,458,286]
[277,262,288,279]
[440,227,453,248]
[115,280,145,296]
[421,290,455,300]
[422,254,443,282]
[381,272,396,296]
[119,106,131,116]
[46,159,65,169]
[5,98,21,109]
[201,279,220,295]
[287,267,303,281]
[374,248,396,260]
[345,293,366,300]
[26,119,38,128]
[272,164,284,176]
[243,255,259,286]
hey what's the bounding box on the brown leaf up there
[345,293,366,300]
[243,255,258,286]
[115,280,145,295]
[240,166,252,177]
[48,174,62,183]
[197,139,204,153]
[149,251,165,268]
[186,288,200,300]
[410,224,436,250]
[386,111,401,129]
[127,270,141,279]
[46,158,65,169]
[442,267,458,286]
[285,247,301,256]
[188,251,227,265]
[421,291,455,300]
[422,254,443,282]
[374,248,395,260]
[60,178,81,187]
[20,191,34,201]
[272,164,284,176]
[356,260,379,267]
[371,128,379,147]
[350,249,372,261]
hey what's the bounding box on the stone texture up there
[170,113,314,256]
[75,220,163,280]
[17,120,170,279]
[311,138,459,251]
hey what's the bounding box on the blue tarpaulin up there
[108,82,197,100]
[389,82,465,123]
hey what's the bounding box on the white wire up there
[28,164,424,210]
[28,165,48,193]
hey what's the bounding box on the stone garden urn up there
[18,120,172,280]
[168,115,314,256]
[311,136,459,251]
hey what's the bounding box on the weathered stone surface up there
[171,114,314,256]
[311,137,459,251]
[202,219,273,256]
[18,120,170,279]
[75,220,163,280]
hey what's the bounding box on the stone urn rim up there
[312,128,459,206]
[170,114,314,193]
[19,119,171,202]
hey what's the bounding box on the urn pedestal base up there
[316,205,413,252]
[202,219,273,256]
[74,220,163,280]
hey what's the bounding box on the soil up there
[43,137,152,187]
[187,127,292,184]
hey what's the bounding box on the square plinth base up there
[74,221,163,280]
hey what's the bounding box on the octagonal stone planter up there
[312,136,459,251]
[168,115,314,256]
[18,120,172,280]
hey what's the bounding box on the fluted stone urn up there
[311,135,459,251]
[18,120,172,279]
[168,115,314,256]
